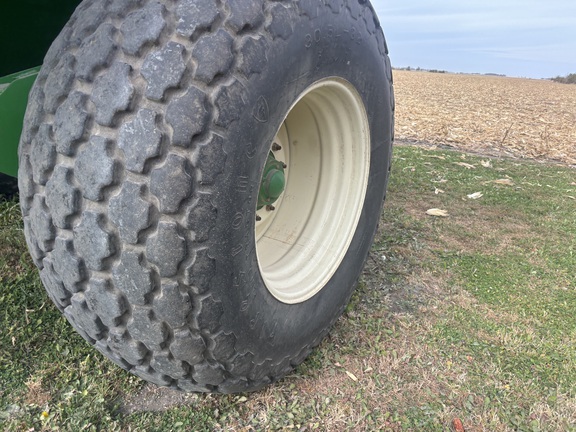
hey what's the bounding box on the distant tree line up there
[394,66,448,73]
[551,73,576,84]
[392,66,507,76]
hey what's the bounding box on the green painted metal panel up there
[0,67,39,177]
[0,0,81,177]
[0,1,80,76]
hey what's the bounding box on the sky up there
[371,0,576,78]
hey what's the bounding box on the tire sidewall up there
[209,4,393,362]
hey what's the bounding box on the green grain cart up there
[1,0,394,392]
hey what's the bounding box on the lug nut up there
[272,143,282,151]
[266,205,275,211]
[256,215,262,221]
[282,163,287,169]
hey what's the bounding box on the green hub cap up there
[257,152,286,209]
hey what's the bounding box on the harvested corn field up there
[393,70,576,165]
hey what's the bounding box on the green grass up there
[1,145,575,431]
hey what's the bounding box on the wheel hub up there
[257,151,286,210]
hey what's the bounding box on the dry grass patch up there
[121,385,201,415]
[436,208,541,256]
[24,377,51,408]
[447,290,520,327]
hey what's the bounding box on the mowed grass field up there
[1,72,575,431]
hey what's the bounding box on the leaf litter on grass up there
[385,145,576,431]
[426,208,450,217]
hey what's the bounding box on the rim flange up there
[255,78,370,304]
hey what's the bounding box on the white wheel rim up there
[255,78,371,304]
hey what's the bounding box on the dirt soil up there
[393,70,576,165]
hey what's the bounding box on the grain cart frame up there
[0,0,394,393]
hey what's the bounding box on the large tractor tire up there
[18,0,394,393]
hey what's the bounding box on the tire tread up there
[19,0,394,392]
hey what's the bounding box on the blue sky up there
[372,0,576,78]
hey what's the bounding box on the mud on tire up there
[19,0,394,392]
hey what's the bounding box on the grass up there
[1,144,575,431]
